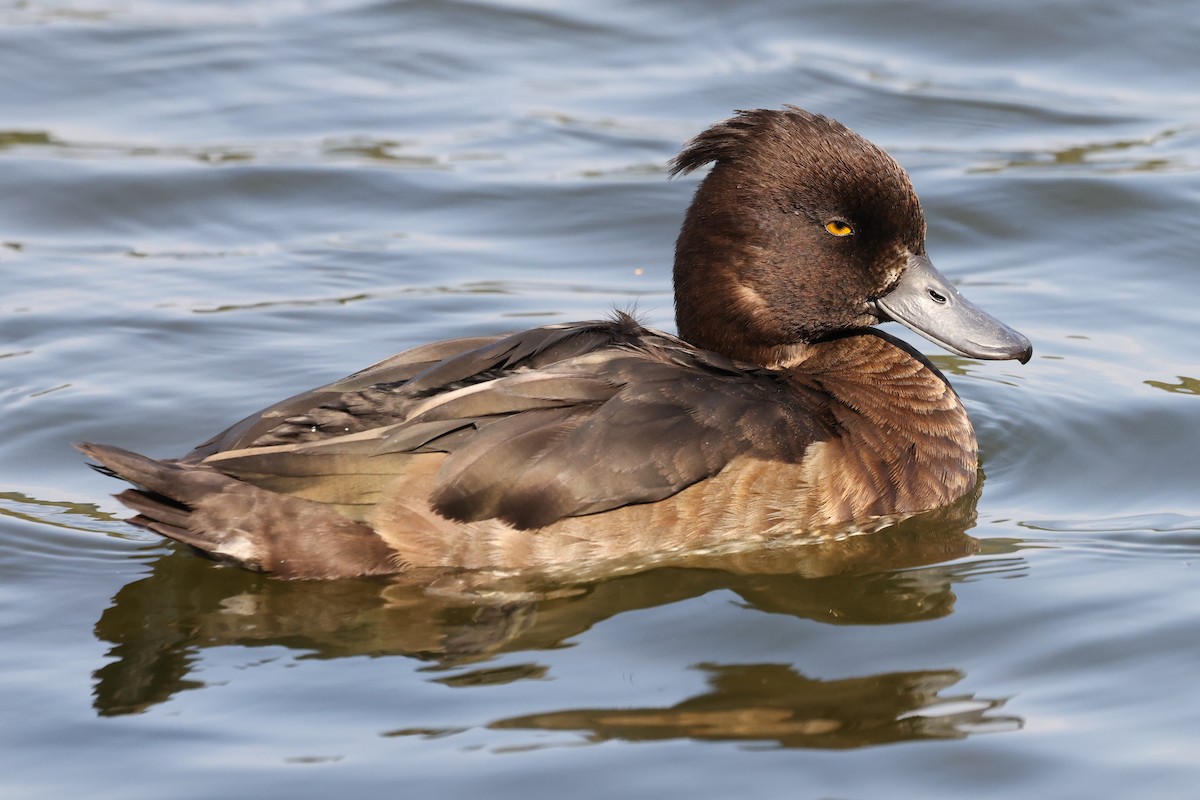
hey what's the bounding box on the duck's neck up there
[673,233,780,367]
[673,251,819,368]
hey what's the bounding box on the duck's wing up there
[181,334,504,462]
[418,347,833,529]
[182,316,650,462]
[199,318,833,530]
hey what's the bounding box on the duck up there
[80,107,1032,581]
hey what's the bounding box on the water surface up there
[2,1,1199,797]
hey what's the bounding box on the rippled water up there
[3,1,1199,797]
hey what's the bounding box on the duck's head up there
[671,107,1032,367]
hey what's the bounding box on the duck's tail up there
[77,442,400,579]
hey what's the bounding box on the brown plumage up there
[80,107,1032,580]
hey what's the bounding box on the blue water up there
[2,1,1199,797]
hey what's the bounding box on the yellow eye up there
[825,220,853,237]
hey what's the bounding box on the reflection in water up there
[0,491,119,533]
[90,486,1022,745]
[1144,375,1200,396]
[971,126,1197,174]
[491,663,1019,749]
[0,128,445,169]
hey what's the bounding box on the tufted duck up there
[80,107,1032,580]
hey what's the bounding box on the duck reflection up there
[490,663,1020,748]
[92,486,1023,745]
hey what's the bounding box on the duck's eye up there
[824,220,853,237]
